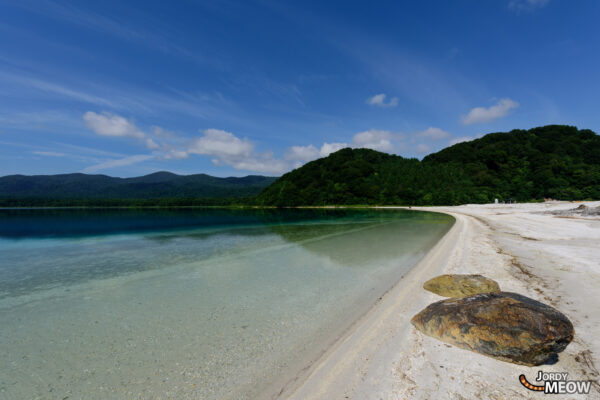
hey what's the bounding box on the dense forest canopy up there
[257,125,600,206]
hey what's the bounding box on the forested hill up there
[0,172,276,206]
[257,125,600,206]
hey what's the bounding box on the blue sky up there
[1,0,599,177]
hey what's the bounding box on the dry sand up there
[279,201,600,399]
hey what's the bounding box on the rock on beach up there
[423,274,500,298]
[411,292,574,366]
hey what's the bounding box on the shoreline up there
[273,209,465,399]
[277,201,600,399]
[254,210,454,400]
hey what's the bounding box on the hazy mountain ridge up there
[0,172,277,201]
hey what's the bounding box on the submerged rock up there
[423,274,500,298]
[411,292,574,366]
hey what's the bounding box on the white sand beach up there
[279,202,600,399]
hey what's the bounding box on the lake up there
[0,208,453,399]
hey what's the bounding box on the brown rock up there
[411,292,574,366]
[423,274,500,298]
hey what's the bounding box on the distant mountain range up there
[0,172,276,206]
[257,125,600,206]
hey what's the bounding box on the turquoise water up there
[0,208,453,399]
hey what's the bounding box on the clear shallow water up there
[0,208,453,399]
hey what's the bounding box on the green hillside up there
[257,125,600,206]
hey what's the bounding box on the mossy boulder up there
[411,292,574,366]
[423,274,500,298]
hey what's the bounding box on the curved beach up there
[279,202,600,399]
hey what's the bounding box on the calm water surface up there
[0,208,453,399]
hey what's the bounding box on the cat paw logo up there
[519,371,592,394]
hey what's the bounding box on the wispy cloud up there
[13,0,205,63]
[461,98,519,125]
[53,142,125,158]
[0,65,231,122]
[82,154,154,173]
[0,110,81,131]
[220,73,305,111]
[366,93,398,108]
[508,0,549,13]
[330,32,471,112]
[0,70,114,107]
[0,140,112,166]
[32,151,66,157]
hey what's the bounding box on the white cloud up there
[223,152,289,175]
[415,144,431,154]
[182,129,286,174]
[81,114,291,174]
[284,142,351,164]
[461,98,519,125]
[80,114,398,175]
[415,127,450,140]
[188,129,253,159]
[366,93,398,108]
[285,144,320,162]
[83,111,145,138]
[319,142,349,156]
[450,136,476,145]
[82,154,153,173]
[509,0,549,13]
[352,129,394,152]
[284,129,396,166]
[367,94,384,105]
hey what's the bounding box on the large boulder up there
[423,274,500,298]
[411,292,574,366]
